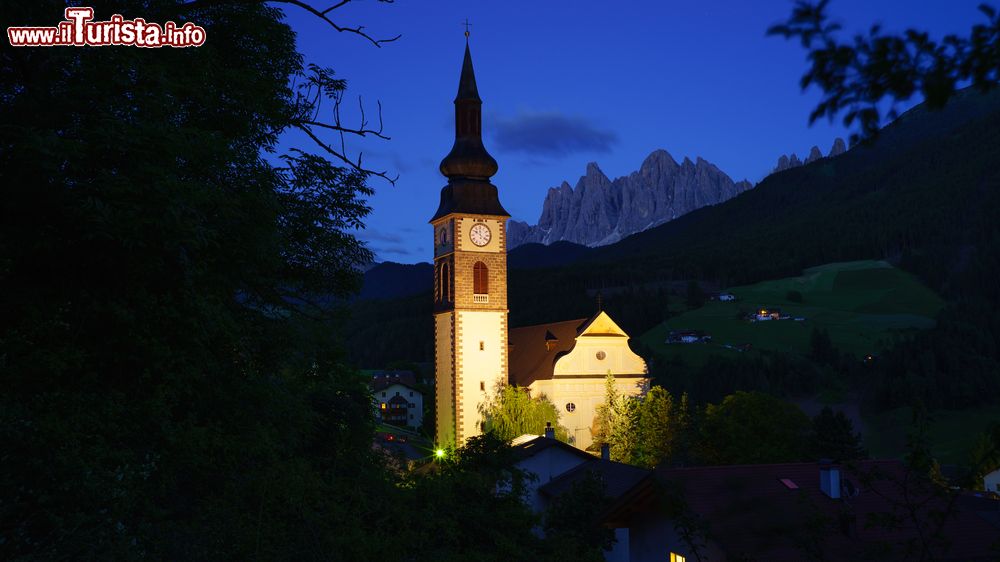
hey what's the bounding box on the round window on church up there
[596,351,606,361]
[565,402,576,412]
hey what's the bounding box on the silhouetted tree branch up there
[178,0,400,183]
[180,0,401,47]
[769,0,1000,143]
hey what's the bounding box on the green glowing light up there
[435,448,446,459]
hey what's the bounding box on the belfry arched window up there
[473,262,488,295]
[440,262,450,302]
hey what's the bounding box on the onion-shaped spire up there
[439,42,498,180]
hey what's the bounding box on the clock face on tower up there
[469,223,492,247]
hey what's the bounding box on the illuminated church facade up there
[431,40,648,451]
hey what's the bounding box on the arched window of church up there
[441,262,450,302]
[473,262,488,294]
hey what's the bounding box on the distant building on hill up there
[754,307,782,321]
[666,330,711,344]
[718,292,736,301]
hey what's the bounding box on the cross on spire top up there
[463,18,472,39]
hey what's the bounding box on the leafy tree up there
[810,406,866,461]
[967,422,1000,490]
[631,385,696,469]
[0,1,402,559]
[593,373,640,461]
[480,384,569,442]
[769,0,1000,142]
[542,471,615,561]
[698,391,811,465]
[401,434,547,562]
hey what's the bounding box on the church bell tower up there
[430,37,510,448]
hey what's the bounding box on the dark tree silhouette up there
[769,0,1000,142]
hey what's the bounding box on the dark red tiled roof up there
[507,318,587,387]
[604,460,1000,561]
[539,457,650,501]
[371,370,418,392]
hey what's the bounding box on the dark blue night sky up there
[277,1,988,263]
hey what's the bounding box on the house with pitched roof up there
[372,371,423,429]
[512,430,650,562]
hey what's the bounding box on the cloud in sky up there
[493,112,618,157]
[357,229,403,244]
[370,245,424,261]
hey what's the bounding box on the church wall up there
[530,378,647,451]
[455,309,507,443]
[552,335,647,377]
[539,334,648,450]
[434,312,455,447]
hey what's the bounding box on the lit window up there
[670,553,686,562]
[480,381,485,391]
[479,341,484,351]
[566,402,576,412]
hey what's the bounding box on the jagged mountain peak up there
[507,151,753,249]
[773,137,848,174]
[640,149,678,170]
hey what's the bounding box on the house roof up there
[538,457,650,501]
[510,434,596,463]
[371,371,418,392]
[507,318,588,387]
[603,460,1000,561]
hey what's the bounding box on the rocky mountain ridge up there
[507,150,753,248]
[772,137,846,174]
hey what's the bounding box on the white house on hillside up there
[985,467,1000,493]
[372,373,423,429]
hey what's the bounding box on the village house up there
[718,292,736,302]
[601,460,1000,561]
[512,428,649,562]
[985,467,1000,493]
[371,371,423,429]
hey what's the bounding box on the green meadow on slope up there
[641,260,945,364]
